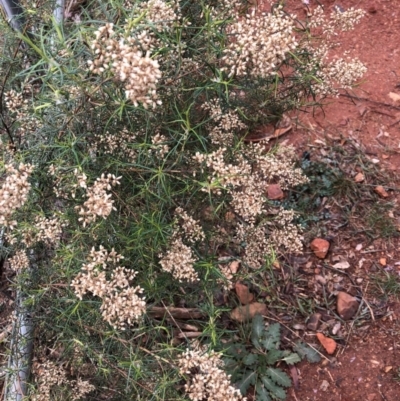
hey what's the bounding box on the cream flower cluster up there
[201,100,247,145]
[235,223,270,270]
[193,145,308,223]
[159,236,199,282]
[251,145,309,190]
[139,0,179,32]
[150,133,170,158]
[72,246,146,330]
[267,208,303,253]
[175,207,205,243]
[31,360,94,401]
[323,58,367,90]
[88,23,162,109]
[77,173,121,227]
[310,6,366,34]
[222,7,297,78]
[306,6,366,95]
[92,128,137,162]
[159,208,205,282]
[177,348,246,401]
[4,88,40,139]
[35,215,64,245]
[9,249,29,271]
[0,163,34,229]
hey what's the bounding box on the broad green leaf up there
[256,382,272,401]
[262,323,281,350]
[243,353,259,366]
[281,353,301,365]
[261,376,287,400]
[266,367,292,388]
[251,314,264,347]
[266,349,284,365]
[238,371,256,395]
[294,341,321,363]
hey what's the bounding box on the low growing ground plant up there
[224,315,320,400]
[0,0,367,399]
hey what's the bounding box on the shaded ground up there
[266,0,400,400]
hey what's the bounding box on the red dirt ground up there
[256,1,400,400]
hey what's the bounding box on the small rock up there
[354,172,365,183]
[267,184,284,200]
[388,92,400,103]
[307,313,321,331]
[316,332,337,354]
[337,291,360,320]
[374,185,389,198]
[293,323,306,331]
[331,322,341,335]
[235,282,254,305]
[230,302,267,323]
[368,6,377,13]
[379,258,387,266]
[310,238,330,259]
[320,379,329,392]
[384,366,393,373]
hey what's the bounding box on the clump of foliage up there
[224,315,320,400]
[0,0,366,399]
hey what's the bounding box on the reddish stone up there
[374,185,389,198]
[337,291,359,320]
[267,184,284,200]
[310,238,330,259]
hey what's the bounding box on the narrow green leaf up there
[238,371,256,395]
[266,367,292,388]
[294,341,321,363]
[281,353,301,365]
[243,353,259,366]
[251,314,264,348]
[261,376,287,400]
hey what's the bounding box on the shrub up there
[0,1,365,399]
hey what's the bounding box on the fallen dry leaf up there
[230,302,267,323]
[244,125,274,142]
[379,258,387,266]
[316,332,337,354]
[273,124,292,138]
[235,282,254,305]
[332,261,350,270]
[289,365,299,389]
